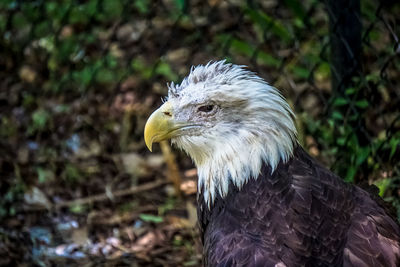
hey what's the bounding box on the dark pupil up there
[199,105,214,112]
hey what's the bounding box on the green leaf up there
[74,67,94,86]
[106,54,118,68]
[229,38,281,68]
[356,146,370,165]
[12,12,29,30]
[70,203,86,214]
[337,137,346,146]
[103,0,123,20]
[361,0,377,21]
[245,9,291,42]
[34,22,51,38]
[134,0,149,14]
[348,114,359,121]
[257,51,281,68]
[315,63,330,81]
[293,18,304,28]
[174,0,186,13]
[231,38,254,57]
[32,109,50,131]
[95,68,115,84]
[156,62,178,81]
[139,214,164,223]
[345,166,357,182]
[290,65,310,79]
[158,198,176,215]
[389,137,400,159]
[331,111,343,120]
[366,73,379,83]
[37,167,51,184]
[85,0,98,17]
[374,178,391,197]
[345,88,356,95]
[355,100,369,108]
[69,6,89,25]
[64,164,81,183]
[0,13,7,32]
[283,0,307,20]
[173,235,183,246]
[332,97,348,106]
[38,36,55,52]
[131,58,153,79]
[216,33,231,47]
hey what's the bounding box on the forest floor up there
[2,155,203,266]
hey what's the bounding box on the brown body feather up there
[197,146,400,267]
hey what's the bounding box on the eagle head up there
[144,60,297,205]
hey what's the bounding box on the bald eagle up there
[144,61,400,266]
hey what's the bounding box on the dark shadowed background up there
[0,0,399,266]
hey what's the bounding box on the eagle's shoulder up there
[343,185,400,266]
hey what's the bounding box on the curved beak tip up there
[145,138,153,152]
[144,125,154,152]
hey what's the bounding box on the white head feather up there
[168,60,297,206]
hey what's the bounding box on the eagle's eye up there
[198,105,214,113]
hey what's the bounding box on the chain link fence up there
[0,0,399,265]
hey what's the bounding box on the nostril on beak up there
[163,111,172,117]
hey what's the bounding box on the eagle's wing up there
[343,187,400,267]
[295,148,400,266]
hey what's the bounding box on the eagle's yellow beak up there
[144,101,177,152]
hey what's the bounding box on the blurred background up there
[0,0,399,266]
